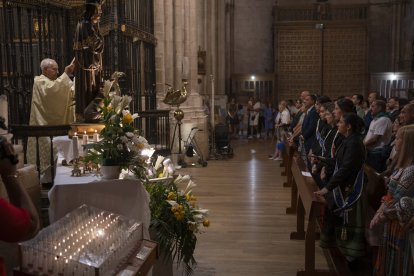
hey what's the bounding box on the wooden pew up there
[284,145,297,214]
[290,156,352,276]
[364,164,386,211]
[283,145,294,187]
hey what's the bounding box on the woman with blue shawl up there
[314,113,367,267]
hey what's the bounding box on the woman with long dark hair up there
[314,113,367,267]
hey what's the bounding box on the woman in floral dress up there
[370,125,414,276]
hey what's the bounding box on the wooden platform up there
[177,138,329,276]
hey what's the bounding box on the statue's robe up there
[73,18,104,122]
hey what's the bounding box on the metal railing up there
[135,110,171,155]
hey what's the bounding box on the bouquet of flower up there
[85,80,151,169]
[144,174,209,275]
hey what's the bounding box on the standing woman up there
[264,102,275,139]
[315,113,366,266]
[312,102,339,185]
[370,125,414,276]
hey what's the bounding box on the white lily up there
[174,174,191,188]
[167,200,177,206]
[121,109,139,120]
[154,155,165,170]
[184,179,197,194]
[137,136,148,145]
[110,114,118,123]
[125,132,135,139]
[111,95,123,114]
[120,95,132,110]
[194,209,209,215]
[193,214,204,221]
[102,80,112,98]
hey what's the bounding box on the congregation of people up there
[225,90,414,275]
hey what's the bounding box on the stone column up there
[154,0,165,103]
[154,0,209,163]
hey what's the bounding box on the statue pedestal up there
[70,123,105,137]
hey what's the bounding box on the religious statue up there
[73,0,105,123]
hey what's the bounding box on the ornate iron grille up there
[0,0,72,125]
[1,0,157,127]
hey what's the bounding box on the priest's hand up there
[65,58,76,75]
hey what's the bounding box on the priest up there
[27,58,76,183]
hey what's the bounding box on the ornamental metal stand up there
[163,81,189,167]
[208,75,220,160]
[170,107,186,167]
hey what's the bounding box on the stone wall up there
[230,0,414,78]
[232,0,275,74]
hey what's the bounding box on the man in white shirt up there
[364,100,392,172]
[248,98,261,139]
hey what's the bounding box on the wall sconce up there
[315,23,324,30]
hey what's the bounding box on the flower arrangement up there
[144,173,209,275]
[84,80,151,170]
[84,75,210,275]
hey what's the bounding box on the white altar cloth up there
[53,135,84,162]
[48,165,151,239]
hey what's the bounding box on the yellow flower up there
[122,112,133,124]
[167,192,176,200]
[186,194,191,201]
[107,105,113,112]
[203,219,210,227]
[175,212,184,221]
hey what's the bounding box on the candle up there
[72,133,79,159]
[82,131,88,145]
[93,129,99,142]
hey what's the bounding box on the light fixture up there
[315,23,324,30]
[251,76,255,80]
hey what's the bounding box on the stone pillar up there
[154,0,209,163]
